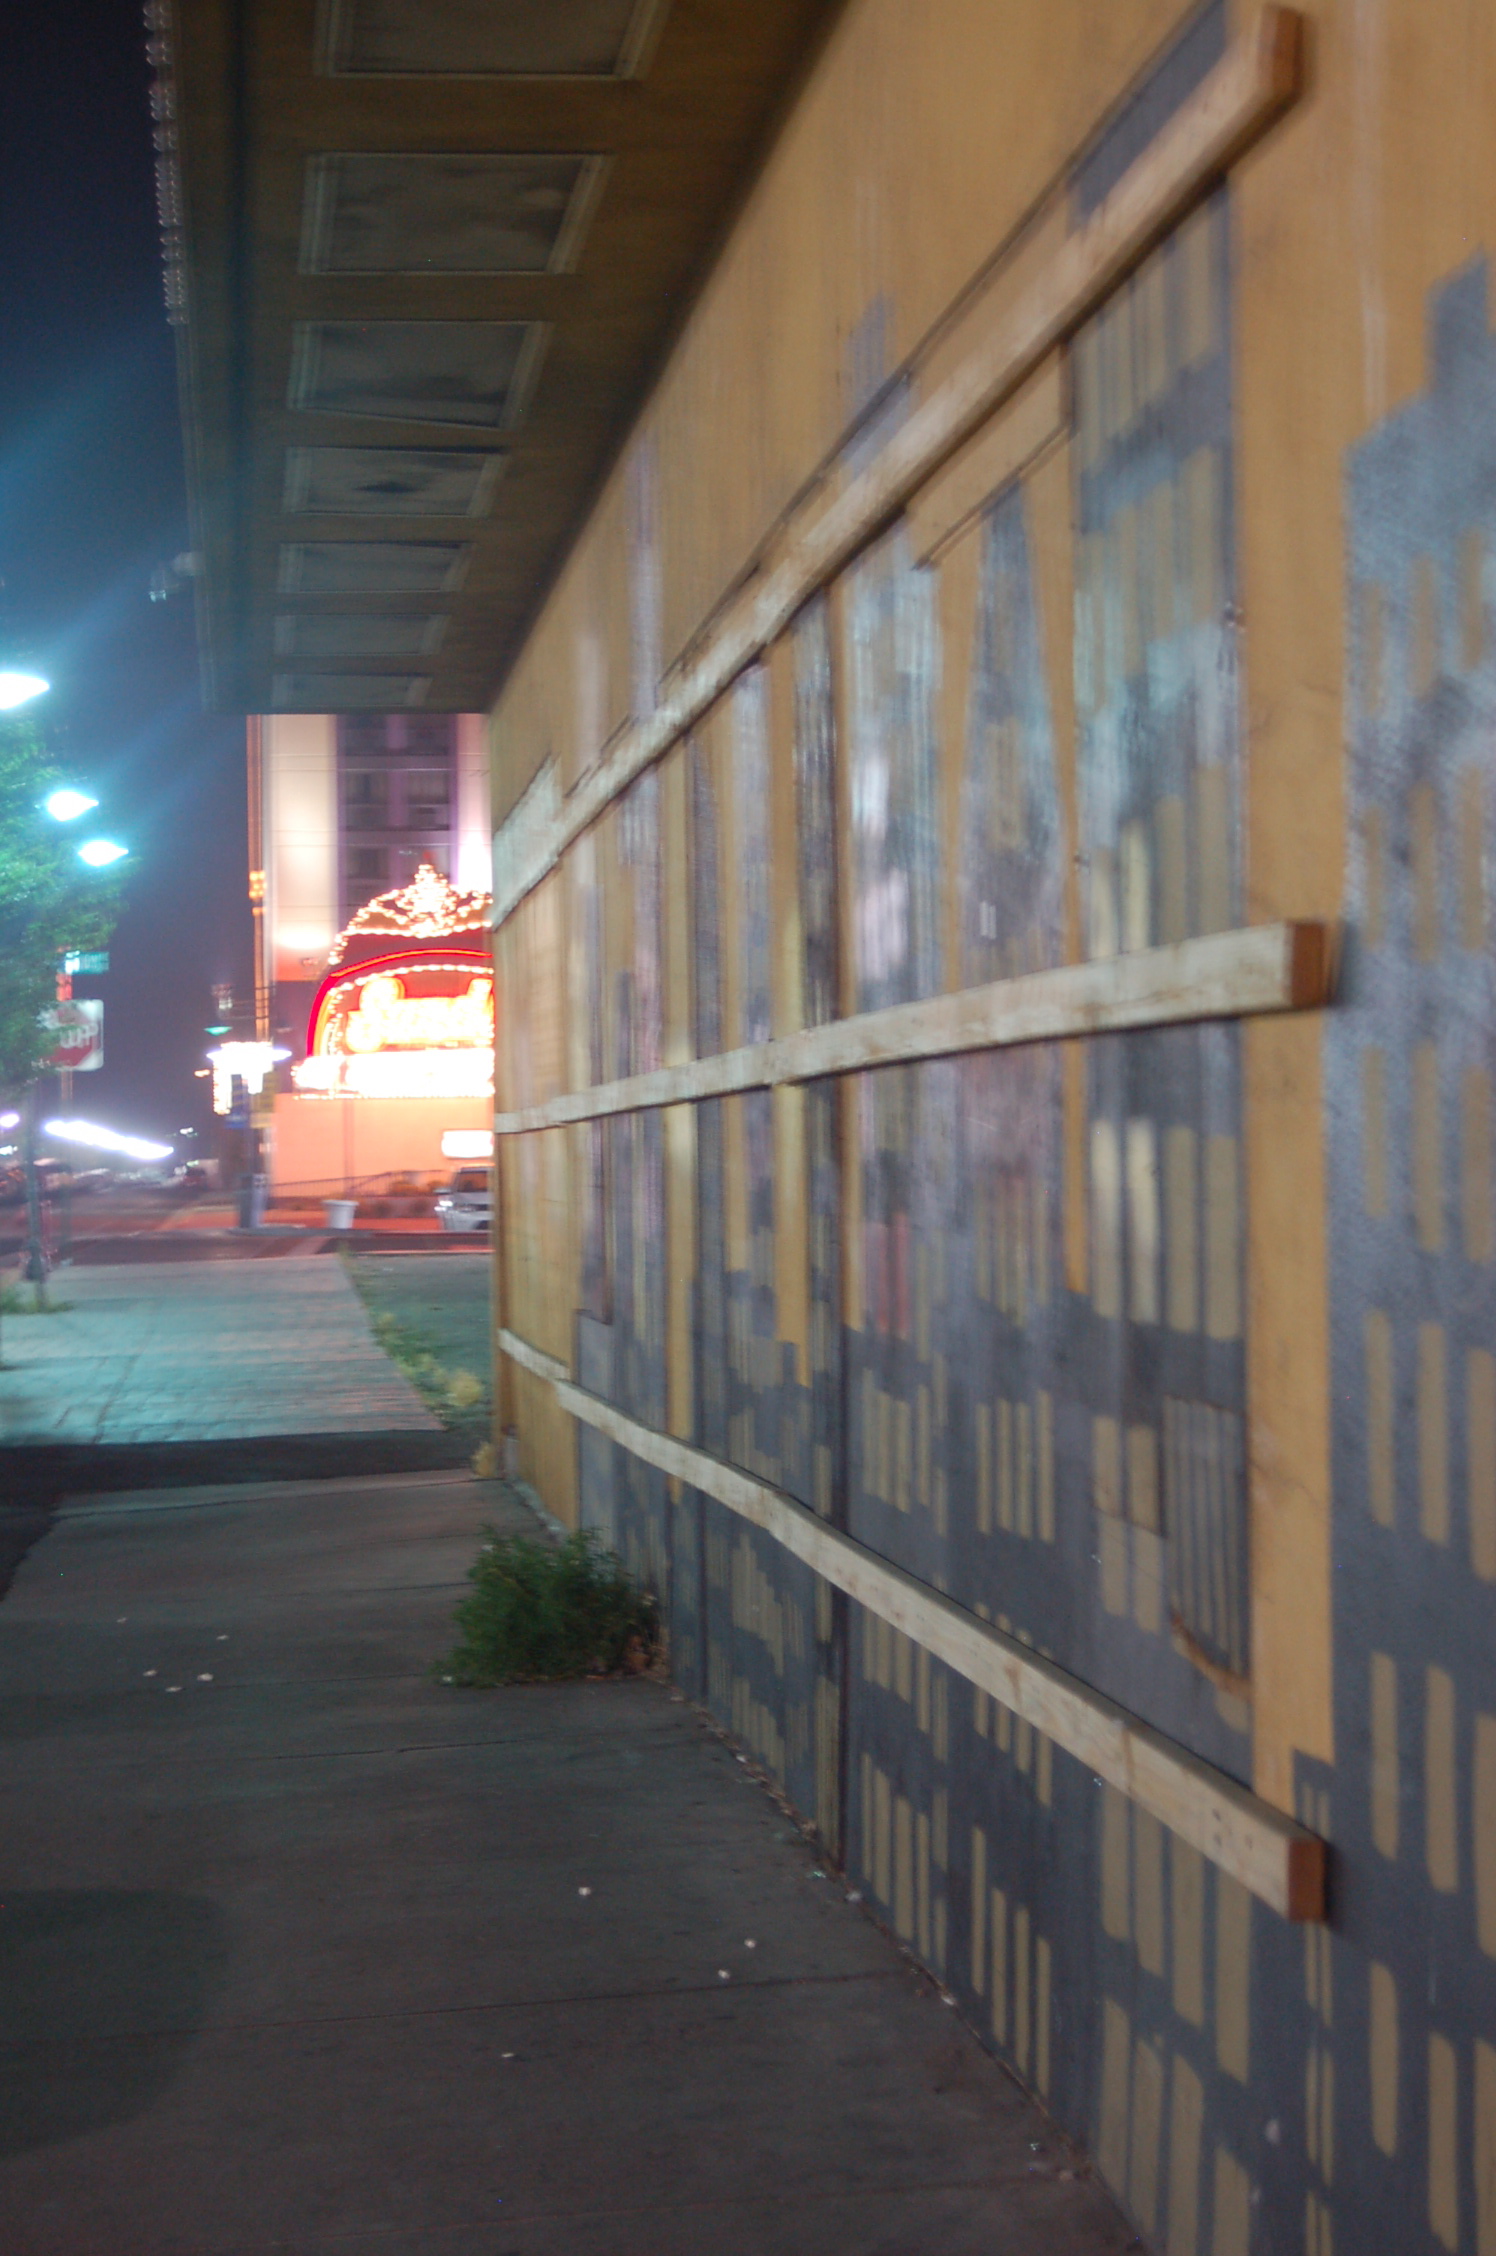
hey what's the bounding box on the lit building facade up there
[251,709,492,1189]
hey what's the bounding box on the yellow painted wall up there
[489,0,1496,1825]
[485,0,1496,2243]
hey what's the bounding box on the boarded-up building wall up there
[488,2,1496,2247]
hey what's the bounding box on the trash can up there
[323,1198,357,1231]
[237,1171,268,1230]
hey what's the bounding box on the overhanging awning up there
[154,0,843,713]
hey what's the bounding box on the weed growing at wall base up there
[438,1528,659,1686]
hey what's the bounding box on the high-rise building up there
[252,709,488,1058]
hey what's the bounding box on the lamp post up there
[22,785,129,1306]
[13,674,57,1306]
[21,1083,46,1306]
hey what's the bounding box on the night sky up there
[1,0,250,1150]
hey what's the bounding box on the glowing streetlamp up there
[77,838,128,868]
[0,670,49,711]
[43,1118,175,1163]
[45,788,98,822]
[207,1042,289,1116]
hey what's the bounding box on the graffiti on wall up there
[1327,255,1496,2256]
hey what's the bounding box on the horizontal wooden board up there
[490,7,1305,928]
[907,356,1066,566]
[498,1323,1325,1922]
[494,919,1334,1135]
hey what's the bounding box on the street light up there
[77,838,128,868]
[0,670,49,711]
[45,788,98,822]
[44,1118,174,1164]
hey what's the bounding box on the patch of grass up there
[438,1527,660,1687]
[0,1284,73,1315]
[356,1297,488,1430]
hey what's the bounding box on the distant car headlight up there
[435,1197,452,1211]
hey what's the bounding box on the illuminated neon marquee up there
[293,949,495,1100]
[342,971,492,1055]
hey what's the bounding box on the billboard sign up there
[40,999,103,1073]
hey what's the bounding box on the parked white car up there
[435,1167,492,1233]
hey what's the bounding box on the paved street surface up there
[0,1256,439,1446]
[0,1181,452,1270]
[0,1465,1130,2255]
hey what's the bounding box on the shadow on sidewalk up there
[0,1428,473,1598]
[0,1889,230,2155]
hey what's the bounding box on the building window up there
[405,767,452,829]
[343,769,388,823]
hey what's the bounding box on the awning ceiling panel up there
[160,0,844,713]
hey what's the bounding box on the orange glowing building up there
[250,712,493,1191]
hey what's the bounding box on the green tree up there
[0,716,121,1092]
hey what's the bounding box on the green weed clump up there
[440,1528,659,1686]
[0,1285,72,1315]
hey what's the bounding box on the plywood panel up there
[498,1328,1324,1918]
[489,11,1304,926]
[482,4,1496,2246]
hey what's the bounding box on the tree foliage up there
[0,717,121,1094]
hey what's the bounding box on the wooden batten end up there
[1191,10,1306,202]
[1283,1829,1328,1923]
[1257,7,1307,113]
[1286,919,1338,1011]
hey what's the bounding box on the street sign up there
[40,999,104,1072]
[62,951,109,975]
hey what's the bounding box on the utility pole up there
[22,1080,46,1311]
[247,716,270,1043]
[55,960,73,1266]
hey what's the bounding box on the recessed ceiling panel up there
[274,614,449,658]
[283,446,503,517]
[168,0,843,709]
[318,0,666,78]
[288,321,546,431]
[273,671,431,710]
[301,153,607,275]
[278,542,471,594]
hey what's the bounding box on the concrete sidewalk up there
[0,1465,1130,2255]
[0,1256,439,1446]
